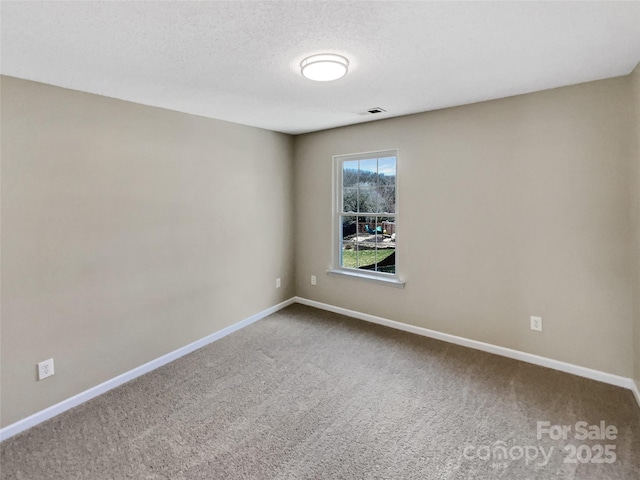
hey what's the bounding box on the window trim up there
[328,149,405,288]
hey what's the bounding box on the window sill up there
[326,269,406,288]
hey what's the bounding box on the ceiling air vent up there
[358,107,387,116]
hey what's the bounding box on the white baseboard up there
[294,297,640,406]
[3,296,637,442]
[0,298,295,442]
[632,380,640,408]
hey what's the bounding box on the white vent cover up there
[358,107,387,115]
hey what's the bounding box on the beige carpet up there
[1,304,639,479]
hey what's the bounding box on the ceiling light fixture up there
[300,54,349,82]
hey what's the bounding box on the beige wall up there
[294,76,636,378]
[0,76,295,427]
[2,70,638,430]
[631,63,640,388]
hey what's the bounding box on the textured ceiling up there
[2,1,639,135]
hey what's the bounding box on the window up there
[329,149,404,287]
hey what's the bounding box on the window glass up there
[336,152,397,277]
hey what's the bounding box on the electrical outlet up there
[530,316,542,332]
[275,277,281,288]
[38,358,54,380]
[311,275,317,286]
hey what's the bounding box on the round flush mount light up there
[300,54,349,82]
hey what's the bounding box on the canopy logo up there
[463,442,553,469]
[462,420,618,469]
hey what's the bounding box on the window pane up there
[375,245,396,274]
[359,158,378,186]
[376,214,396,273]
[380,218,396,236]
[360,215,382,237]
[378,186,396,213]
[378,157,396,178]
[341,216,358,268]
[343,188,358,213]
[358,187,377,214]
[343,161,359,187]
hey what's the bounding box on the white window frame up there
[327,149,405,288]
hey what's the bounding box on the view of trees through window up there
[340,155,396,274]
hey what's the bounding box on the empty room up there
[1,1,639,479]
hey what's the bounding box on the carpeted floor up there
[1,304,639,479]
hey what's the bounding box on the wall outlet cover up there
[530,316,543,332]
[38,358,55,380]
